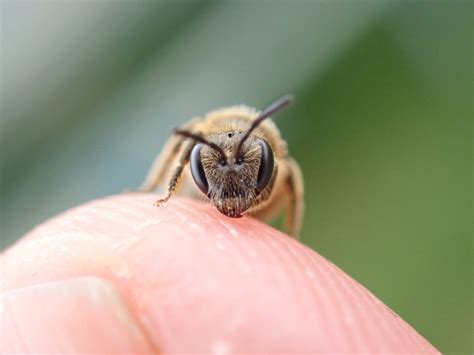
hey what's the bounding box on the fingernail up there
[1,277,156,353]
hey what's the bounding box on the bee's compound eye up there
[190,144,209,195]
[256,139,274,193]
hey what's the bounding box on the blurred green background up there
[1,0,472,352]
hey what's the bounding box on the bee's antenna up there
[236,94,294,156]
[174,129,227,159]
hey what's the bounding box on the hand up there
[1,194,439,353]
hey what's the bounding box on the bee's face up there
[190,131,275,217]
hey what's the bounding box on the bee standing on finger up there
[139,95,304,238]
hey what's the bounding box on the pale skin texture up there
[139,105,304,237]
[0,195,439,353]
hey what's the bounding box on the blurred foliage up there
[1,0,472,352]
[287,23,472,353]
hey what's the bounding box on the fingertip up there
[2,194,440,353]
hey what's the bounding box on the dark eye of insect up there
[236,156,244,165]
[227,132,234,138]
[256,139,274,193]
[218,158,227,166]
[190,144,209,195]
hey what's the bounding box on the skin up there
[0,194,439,353]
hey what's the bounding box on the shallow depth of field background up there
[1,1,472,352]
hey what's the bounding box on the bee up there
[139,95,304,238]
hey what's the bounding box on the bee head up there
[191,132,275,217]
[175,95,292,218]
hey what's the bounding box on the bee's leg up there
[284,157,304,238]
[139,135,186,192]
[154,140,195,206]
[139,119,201,192]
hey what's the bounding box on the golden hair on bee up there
[139,95,304,238]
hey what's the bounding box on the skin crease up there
[0,194,439,353]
